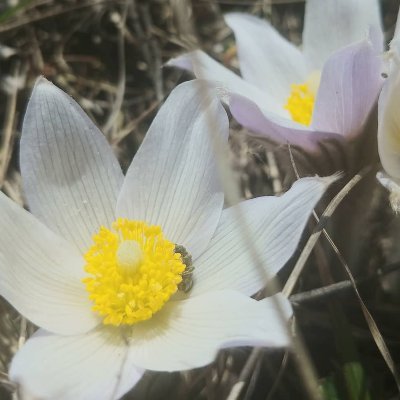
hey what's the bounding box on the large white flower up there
[168,0,383,152]
[2,78,332,400]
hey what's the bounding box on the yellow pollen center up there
[284,72,321,126]
[284,83,315,126]
[83,219,186,326]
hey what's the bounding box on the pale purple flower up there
[0,78,334,399]
[168,0,383,153]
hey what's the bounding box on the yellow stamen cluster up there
[83,219,186,326]
[284,83,315,126]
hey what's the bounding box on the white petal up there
[224,13,307,104]
[117,81,227,259]
[127,291,292,371]
[0,191,98,335]
[378,65,400,181]
[167,50,287,117]
[20,78,124,253]
[190,177,334,297]
[312,38,383,137]
[376,171,400,213]
[10,328,144,400]
[390,7,400,56]
[303,0,382,70]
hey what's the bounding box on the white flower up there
[376,8,400,211]
[377,60,400,211]
[1,78,333,399]
[168,0,383,152]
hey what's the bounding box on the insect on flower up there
[174,244,195,292]
[0,78,335,400]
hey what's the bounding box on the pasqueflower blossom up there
[2,78,332,399]
[377,61,400,211]
[376,8,400,211]
[168,0,383,152]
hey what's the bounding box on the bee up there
[174,244,194,293]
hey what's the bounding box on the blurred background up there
[1,0,400,399]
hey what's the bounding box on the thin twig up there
[17,318,26,349]
[266,150,282,194]
[243,354,263,400]
[103,2,128,136]
[265,349,290,400]
[139,3,164,103]
[321,229,400,392]
[290,281,353,304]
[290,260,400,304]
[287,149,400,391]
[0,62,20,187]
[0,0,123,33]
[112,100,160,146]
[226,350,260,400]
[282,167,370,297]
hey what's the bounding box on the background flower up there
[167,2,386,275]
[168,0,383,153]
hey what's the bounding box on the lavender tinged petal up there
[229,93,342,153]
[312,38,383,138]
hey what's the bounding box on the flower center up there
[116,240,143,272]
[284,72,320,126]
[83,219,187,326]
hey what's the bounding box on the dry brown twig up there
[102,2,128,137]
[112,100,160,146]
[0,62,21,188]
[281,169,367,297]
[226,160,369,400]
[139,2,164,103]
[286,146,400,392]
[321,226,400,392]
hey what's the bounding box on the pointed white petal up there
[117,81,227,259]
[0,192,98,335]
[10,328,144,400]
[20,78,124,253]
[378,65,400,182]
[224,13,307,104]
[312,38,383,137]
[190,177,334,297]
[303,0,382,70]
[127,291,291,371]
[167,50,287,117]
